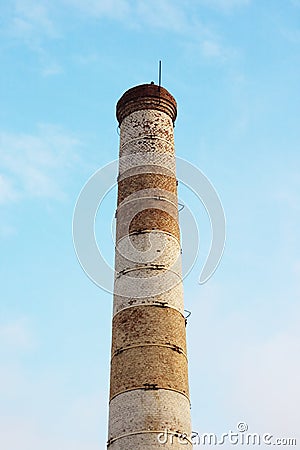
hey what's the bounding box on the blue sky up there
[1,0,300,448]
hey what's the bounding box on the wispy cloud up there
[61,0,236,62]
[0,356,107,449]
[232,320,300,435]
[187,282,300,436]
[4,0,62,75]
[0,175,17,204]
[73,52,101,65]
[280,26,300,44]
[0,223,17,238]
[134,0,189,33]
[291,0,300,7]
[131,0,235,62]
[0,317,35,352]
[183,32,236,65]
[63,0,130,20]
[200,38,236,61]
[0,125,81,203]
[40,59,63,76]
[12,0,59,41]
[3,0,240,66]
[0,397,105,450]
[197,0,251,11]
[63,0,189,32]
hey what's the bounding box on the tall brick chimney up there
[107,83,192,449]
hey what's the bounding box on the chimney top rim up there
[116,83,177,125]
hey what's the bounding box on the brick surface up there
[117,173,177,205]
[108,433,192,449]
[116,207,180,242]
[113,267,182,299]
[108,85,191,449]
[110,344,189,399]
[115,231,181,274]
[108,390,191,442]
[111,305,187,355]
[120,135,174,157]
[116,84,177,125]
[113,281,184,315]
[118,153,176,179]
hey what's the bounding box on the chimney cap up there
[116,83,177,125]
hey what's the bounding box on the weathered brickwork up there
[115,232,181,274]
[117,173,177,205]
[118,152,176,179]
[120,134,174,158]
[111,305,187,355]
[107,84,191,449]
[110,345,189,399]
[113,281,184,315]
[116,186,179,242]
[113,268,182,300]
[119,109,175,147]
[108,433,192,449]
[116,84,177,125]
[116,207,180,242]
[108,390,191,445]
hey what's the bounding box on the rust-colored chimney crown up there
[116,83,177,125]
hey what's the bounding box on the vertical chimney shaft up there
[107,83,192,449]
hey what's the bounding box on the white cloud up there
[41,60,63,76]
[201,40,223,57]
[232,321,300,436]
[12,0,58,40]
[63,0,188,32]
[3,0,237,66]
[35,46,64,76]
[0,313,108,448]
[291,0,300,7]
[280,27,300,44]
[200,38,235,61]
[0,125,81,203]
[0,358,107,450]
[0,318,35,351]
[187,282,300,439]
[183,33,235,65]
[276,187,300,213]
[5,1,62,75]
[0,174,18,204]
[73,52,100,65]
[198,0,251,11]
[0,223,17,238]
[0,413,103,450]
[134,0,189,33]
[63,0,250,28]
[63,0,130,20]
[18,1,53,30]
